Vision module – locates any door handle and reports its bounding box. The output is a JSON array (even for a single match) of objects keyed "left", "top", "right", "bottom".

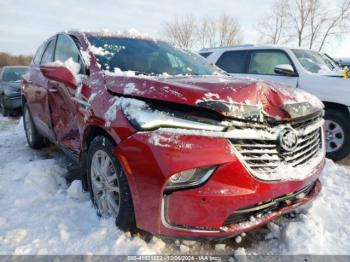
[{"left": 49, "top": 88, "right": 58, "bottom": 93}]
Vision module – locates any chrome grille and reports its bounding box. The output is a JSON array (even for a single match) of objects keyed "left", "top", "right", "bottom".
[{"left": 231, "top": 117, "right": 323, "bottom": 176}]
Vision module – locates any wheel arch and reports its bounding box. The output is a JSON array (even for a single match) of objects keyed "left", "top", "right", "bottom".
[
  {"left": 80, "top": 124, "right": 117, "bottom": 190},
  {"left": 323, "top": 101, "right": 350, "bottom": 117}
]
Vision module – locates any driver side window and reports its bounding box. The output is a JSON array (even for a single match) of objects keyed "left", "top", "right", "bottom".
[
  {"left": 54, "top": 34, "right": 85, "bottom": 74},
  {"left": 248, "top": 51, "right": 293, "bottom": 75}
]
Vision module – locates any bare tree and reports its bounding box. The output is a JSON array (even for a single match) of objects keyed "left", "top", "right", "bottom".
[
  {"left": 217, "top": 14, "right": 242, "bottom": 47},
  {"left": 288, "top": 0, "right": 315, "bottom": 47},
  {"left": 257, "top": 0, "right": 350, "bottom": 51},
  {"left": 317, "top": 0, "right": 350, "bottom": 51},
  {"left": 257, "top": 0, "right": 289, "bottom": 44},
  {"left": 308, "top": 0, "right": 326, "bottom": 49},
  {"left": 196, "top": 17, "right": 217, "bottom": 48},
  {"left": 162, "top": 14, "right": 243, "bottom": 49},
  {"left": 163, "top": 15, "right": 196, "bottom": 49}
]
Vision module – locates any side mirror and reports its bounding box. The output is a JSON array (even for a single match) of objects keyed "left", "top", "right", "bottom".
[
  {"left": 40, "top": 65, "right": 77, "bottom": 89},
  {"left": 274, "top": 64, "right": 297, "bottom": 77}
]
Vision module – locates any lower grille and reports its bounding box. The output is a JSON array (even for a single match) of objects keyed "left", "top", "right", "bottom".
[{"left": 223, "top": 182, "right": 316, "bottom": 226}]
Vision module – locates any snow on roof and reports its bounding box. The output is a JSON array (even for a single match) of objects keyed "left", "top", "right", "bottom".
[{"left": 68, "top": 28, "right": 164, "bottom": 42}]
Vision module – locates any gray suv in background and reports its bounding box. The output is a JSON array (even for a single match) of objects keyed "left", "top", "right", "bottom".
[
  {"left": 338, "top": 58, "right": 350, "bottom": 68},
  {"left": 0, "top": 66, "right": 28, "bottom": 116}
]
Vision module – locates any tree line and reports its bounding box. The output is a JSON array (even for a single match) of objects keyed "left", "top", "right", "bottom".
[
  {"left": 162, "top": 0, "right": 350, "bottom": 52},
  {"left": 1, "top": 1, "right": 349, "bottom": 61},
  {"left": 162, "top": 14, "right": 242, "bottom": 49},
  {"left": 0, "top": 52, "right": 32, "bottom": 68},
  {"left": 258, "top": 0, "right": 350, "bottom": 51}
]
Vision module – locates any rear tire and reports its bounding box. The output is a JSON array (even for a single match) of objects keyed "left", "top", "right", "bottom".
[
  {"left": 23, "top": 104, "right": 47, "bottom": 149},
  {"left": 87, "top": 136, "right": 135, "bottom": 231},
  {"left": 0, "top": 95, "right": 9, "bottom": 116},
  {"left": 324, "top": 109, "right": 350, "bottom": 161}
]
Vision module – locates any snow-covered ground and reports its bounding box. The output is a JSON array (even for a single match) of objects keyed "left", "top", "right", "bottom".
[{"left": 0, "top": 115, "right": 349, "bottom": 255}]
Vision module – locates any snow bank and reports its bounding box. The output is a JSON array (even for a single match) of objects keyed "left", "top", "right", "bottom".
[
  {"left": 0, "top": 117, "right": 349, "bottom": 255},
  {"left": 0, "top": 118, "right": 166, "bottom": 255},
  {"left": 282, "top": 160, "right": 350, "bottom": 254}
]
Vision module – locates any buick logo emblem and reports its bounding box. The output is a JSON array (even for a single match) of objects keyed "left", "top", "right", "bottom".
[{"left": 278, "top": 128, "right": 298, "bottom": 152}]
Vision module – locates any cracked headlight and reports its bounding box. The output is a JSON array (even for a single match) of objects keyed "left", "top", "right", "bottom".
[
  {"left": 122, "top": 99, "right": 228, "bottom": 131},
  {"left": 197, "top": 100, "right": 262, "bottom": 122}
]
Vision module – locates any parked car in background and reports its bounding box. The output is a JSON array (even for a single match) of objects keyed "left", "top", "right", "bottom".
[
  {"left": 201, "top": 45, "right": 350, "bottom": 161},
  {"left": 22, "top": 31, "right": 325, "bottom": 239},
  {"left": 0, "top": 66, "right": 28, "bottom": 116},
  {"left": 337, "top": 58, "right": 350, "bottom": 68}
]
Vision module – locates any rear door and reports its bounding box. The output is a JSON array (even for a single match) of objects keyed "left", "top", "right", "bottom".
[
  {"left": 25, "top": 37, "right": 57, "bottom": 141},
  {"left": 215, "top": 50, "right": 249, "bottom": 79}
]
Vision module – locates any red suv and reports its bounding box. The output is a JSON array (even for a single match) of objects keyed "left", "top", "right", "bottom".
[{"left": 22, "top": 31, "right": 325, "bottom": 239}]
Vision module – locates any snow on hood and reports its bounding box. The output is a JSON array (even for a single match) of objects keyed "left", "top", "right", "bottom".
[{"left": 105, "top": 74, "right": 323, "bottom": 122}]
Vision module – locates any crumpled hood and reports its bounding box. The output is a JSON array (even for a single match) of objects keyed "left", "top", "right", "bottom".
[{"left": 105, "top": 74, "right": 323, "bottom": 121}]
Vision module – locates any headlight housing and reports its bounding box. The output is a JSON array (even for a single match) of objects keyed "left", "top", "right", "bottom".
[
  {"left": 121, "top": 98, "right": 228, "bottom": 131},
  {"left": 197, "top": 100, "right": 262, "bottom": 122}
]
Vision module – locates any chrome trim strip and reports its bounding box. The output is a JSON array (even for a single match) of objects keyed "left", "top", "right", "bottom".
[
  {"left": 161, "top": 195, "right": 221, "bottom": 233},
  {"left": 72, "top": 97, "right": 90, "bottom": 109},
  {"left": 157, "top": 119, "right": 324, "bottom": 140}
]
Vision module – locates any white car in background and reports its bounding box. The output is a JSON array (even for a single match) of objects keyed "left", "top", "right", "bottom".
[{"left": 200, "top": 45, "right": 350, "bottom": 161}]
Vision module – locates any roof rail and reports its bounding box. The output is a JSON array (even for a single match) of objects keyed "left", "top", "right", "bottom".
[{"left": 199, "top": 44, "right": 255, "bottom": 52}]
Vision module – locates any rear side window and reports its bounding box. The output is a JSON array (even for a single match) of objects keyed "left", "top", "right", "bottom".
[
  {"left": 200, "top": 52, "right": 213, "bottom": 58},
  {"left": 40, "top": 39, "right": 56, "bottom": 65},
  {"left": 33, "top": 42, "right": 47, "bottom": 65},
  {"left": 248, "top": 51, "right": 292, "bottom": 75},
  {"left": 216, "top": 51, "right": 248, "bottom": 73}
]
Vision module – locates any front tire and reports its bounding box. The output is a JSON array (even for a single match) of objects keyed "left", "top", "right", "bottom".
[
  {"left": 23, "top": 104, "right": 47, "bottom": 149},
  {"left": 324, "top": 109, "right": 350, "bottom": 161},
  {"left": 87, "top": 136, "right": 135, "bottom": 231},
  {"left": 0, "top": 95, "right": 9, "bottom": 116}
]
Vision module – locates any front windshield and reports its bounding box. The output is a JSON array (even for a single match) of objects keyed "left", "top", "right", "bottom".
[
  {"left": 87, "top": 36, "right": 221, "bottom": 76},
  {"left": 3, "top": 67, "right": 28, "bottom": 82},
  {"left": 292, "top": 49, "right": 340, "bottom": 74}
]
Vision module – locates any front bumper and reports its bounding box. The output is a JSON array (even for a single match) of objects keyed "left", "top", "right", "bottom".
[
  {"left": 3, "top": 93, "right": 22, "bottom": 110},
  {"left": 116, "top": 131, "right": 324, "bottom": 238}
]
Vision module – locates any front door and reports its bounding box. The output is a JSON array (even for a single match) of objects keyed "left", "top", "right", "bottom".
[
  {"left": 243, "top": 50, "right": 299, "bottom": 88},
  {"left": 48, "top": 34, "right": 86, "bottom": 153}
]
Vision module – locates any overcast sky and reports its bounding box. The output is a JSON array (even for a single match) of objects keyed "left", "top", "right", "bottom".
[{"left": 0, "top": 0, "right": 349, "bottom": 57}]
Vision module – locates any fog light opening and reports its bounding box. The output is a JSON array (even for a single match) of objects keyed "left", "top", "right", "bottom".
[{"left": 164, "top": 166, "right": 217, "bottom": 192}]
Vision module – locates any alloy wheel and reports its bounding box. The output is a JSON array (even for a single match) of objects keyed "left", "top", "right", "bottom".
[
  {"left": 90, "top": 150, "right": 120, "bottom": 218},
  {"left": 325, "top": 119, "right": 345, "bottom": 153}
]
